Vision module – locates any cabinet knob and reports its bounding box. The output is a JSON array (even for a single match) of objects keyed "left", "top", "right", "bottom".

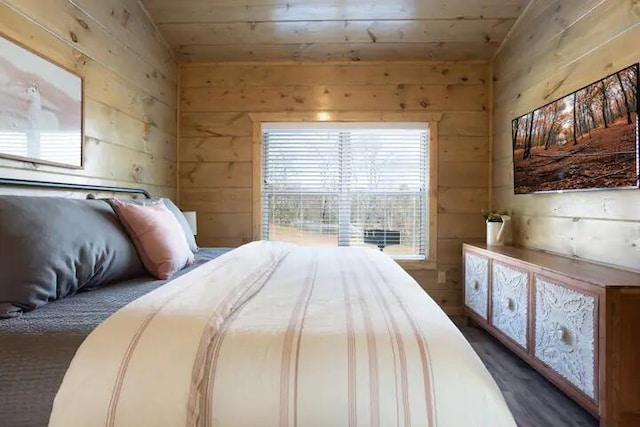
[
  {"left": 502, "top": 298, "right": 512, "bottom": 310},
  {"left": 554, "top": 328, "right": 566, "bottom": 342},
  {"left": 473, "top": 280, "right": 480, "bottom": 291}
]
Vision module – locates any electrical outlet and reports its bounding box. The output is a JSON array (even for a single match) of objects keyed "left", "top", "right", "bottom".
[{"left": 437, "top": 271, "right": 446, "bottom": 284}]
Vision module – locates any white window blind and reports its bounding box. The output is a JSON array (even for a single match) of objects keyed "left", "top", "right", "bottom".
[{"left": 261, "top": 123, "right": 429, "bottom": 260}]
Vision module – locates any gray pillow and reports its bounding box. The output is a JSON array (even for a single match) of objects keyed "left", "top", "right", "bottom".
[
  {"left": 125, "top": 198, "right": 198, "bottom": 253},
  {"left": 0, "top": 196, "right": 146, "bottom": 318}
]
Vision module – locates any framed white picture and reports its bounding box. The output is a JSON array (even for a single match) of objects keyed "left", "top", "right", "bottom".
[{"left": 0, "top": 34, "right": 83, "bottom": 169}]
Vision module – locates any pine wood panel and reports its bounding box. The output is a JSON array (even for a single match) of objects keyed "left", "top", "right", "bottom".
[
  {"left": 180, "top": 112, "right": 254, "bottom": 138},
  {"left": 143, "top": 0, "right": 525, "bottom": 62},
  {"left": 0, "top": 0, "right": 177, "bottom": 197},
  {"left": 491, "top": 0, "right": 640, "bottom": 272},
  {"left": 439, "top": 213, "right": 485, "bottom": 239},
  {"left": 180, "top": 188, "right": 253, "bottom": 213},
  {"left": 179, "top": 162, "right": 253, "bottom": 188},
  {"left": 492, "top": 157, "right": 513, "bottom": 188},
  {"left": 509, "top": 213, "right": 640, "bottom": 276},
  {"left": 179, "top": 61, "right": 490, "bottom": 314},
  {"left": 494, "top": 0, "right": 639, "bottom": 88},
  {"left": 494, "top": 23, "right": 640, "bottom": 139},
  {"left": 176, "top": 42, "right": 502, "bottom": 63},
  {"left": 510, "top": 214, "right": 578, "bottom": 256},
  {"left": 160, "top": 19, "right": 514, "bottom": 46},
  {"left": 145, "top": 0, "right": 526, "bottom": 23},
  {"left": 78, "top": 138, "right": 175, "bottom": 186},
  {"left": 439, "top": 136, "right": 489, "bottom": 162},
  {"left": 181, "top": 63, "right": 489, "bottom": 88},
  {"left": 440, "top": 111, "right": 489, "bottom": 136},
  {"left": 180, "top": 137, "right": 252, "bottom": 162},
  {"left": 439, "top": 188, "right": 489, "bottom": 214},
  {"left": 181, "top": 84, "right": 488, "bottom": 113},
  {"left": 573, "top": 219, "right": 640, "bottom": 270},
  {"left": 68, "top": 0, "right": 175, "bottom": 77},
  {"left": 198, "top": 212, "right": 253, "bottom": 239},
  {"left": 82, "top": 62, "right": 177, "bottom": 136},
  {"left": 439, "top": 161, "right": 489, "bottom": 188},
  {"left": 494, "top": 187, "right": 640, "bottom": 222},
  {"left": 494, "top": 0, "right": 604, "bottom": 71},
  {"left": 84, "top": 99, "right": 176, "bottom": 160}
]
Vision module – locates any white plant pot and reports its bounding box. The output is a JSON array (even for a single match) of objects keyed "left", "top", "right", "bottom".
[{"left": 486, "top": 221, "right": 504, "bottom": 246}]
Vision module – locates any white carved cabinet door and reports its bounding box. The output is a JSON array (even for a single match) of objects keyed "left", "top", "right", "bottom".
[
  {"left": 464, "top": 251, "right": 489, "bottom": 320},
  {"left": 491, "top": 262, "right": 529, "bottom": 349},
  {"left": 534, "top": 276, "right": 597, "bottom": 400}
]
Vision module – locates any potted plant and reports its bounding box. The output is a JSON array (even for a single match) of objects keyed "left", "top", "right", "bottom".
[{"left": 482, "top": 209, "right": 511, "bottom": 246}]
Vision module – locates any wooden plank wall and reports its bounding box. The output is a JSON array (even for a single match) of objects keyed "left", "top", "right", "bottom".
[
  {"left": 179, "top": 61, "right": 490, "bottom": 314},
  {"left": 492, "top": 0, "right": 640, "bottom": 271},
  {"left": 143, "top": 0, "right": 524, "bottom": 62},
  {"left": 0, "top": 0, "right": 177, "bottom": 197}
]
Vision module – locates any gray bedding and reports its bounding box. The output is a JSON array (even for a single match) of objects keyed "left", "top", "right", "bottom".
[{"left": 0, "top": 248, "right": 231, "bottom": 427}]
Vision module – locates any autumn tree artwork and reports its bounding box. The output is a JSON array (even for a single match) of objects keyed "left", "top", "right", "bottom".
[{"left": 512, "top": 64, "right": 639, "bottom": 194}]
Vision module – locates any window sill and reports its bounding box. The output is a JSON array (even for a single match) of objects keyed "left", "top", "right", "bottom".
[{"left": 397, "top": 260, "right": 437, "bottom": 270}]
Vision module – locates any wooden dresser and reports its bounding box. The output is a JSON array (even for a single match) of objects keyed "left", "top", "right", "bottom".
[{"left": 463, "top": 243, "right": 640, "bottom": 427}]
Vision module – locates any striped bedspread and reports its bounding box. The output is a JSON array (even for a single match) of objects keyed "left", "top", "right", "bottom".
[{"left": 49, "top": 241, "right": 515, "bottom": 427}]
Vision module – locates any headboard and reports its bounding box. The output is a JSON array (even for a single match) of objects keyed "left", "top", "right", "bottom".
[{"left": 0, "top": 178, "right": 152, "bottom": 199}]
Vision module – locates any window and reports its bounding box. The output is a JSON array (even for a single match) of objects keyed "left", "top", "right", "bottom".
[{"left": 261, "top": 122, "right": 430, "bottom": 261}]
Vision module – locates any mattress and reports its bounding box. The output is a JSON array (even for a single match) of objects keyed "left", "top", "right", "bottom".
[{"left": 0, "top": 248, "right": 230, "bottom": 427}]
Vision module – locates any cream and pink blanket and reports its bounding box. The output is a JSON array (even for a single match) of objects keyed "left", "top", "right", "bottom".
[{"left": 49, "top": 241, "right": 515, "bottom": 426}]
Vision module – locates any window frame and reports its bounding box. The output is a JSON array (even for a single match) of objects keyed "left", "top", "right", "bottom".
[{"left": 250, "top": 112, "right": 442, "bottom": 269}]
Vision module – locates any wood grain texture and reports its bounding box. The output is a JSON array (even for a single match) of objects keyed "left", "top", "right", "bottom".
[
  {"left": 0, "top": 0, "right": 177, "bottom": 197},
  {"left": 144, "top": 0, "right": 527, "bottom": 22},
  {"left": 68, "top": 0, "right": 175, "bottom": 77},
  {"left": 181, "top": 84, "right": 488, "bottom": 113},
  {"left": 438, "top": 188, "right": 489, "bottom": 214},
  {"left": 180, "top": 137, "right": 252, "bottom": 162},
  {"left": 181, "top": 62, "right": 490, "bottom": 87},
  {"left": 175, "top": 42, "right": 502, "bottom": 63},
  {"left": 180, "top": 61, "right": 490, "bottom": 314},
  {"left": 160, "top": 19, "right": 515, "bottom": 46},
  {"left": 142, "top": 0, "right": 526, "bottom": 62},
  {"left": 605, "top": 289, "right": 640, "bottom": 426},
  {"left": 491, "top": 0, "right": 640, "bottom": 272}
]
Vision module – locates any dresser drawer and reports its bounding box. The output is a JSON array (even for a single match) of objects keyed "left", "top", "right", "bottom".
[
  {"left": 491, "top": 262, "right": 529, "bottom": 349},
  {"left": 534, "top": 275, "right": 598, "bottom": 400},
  {"left": 464, "top": 251, "right": 489, "bottom": 320}
]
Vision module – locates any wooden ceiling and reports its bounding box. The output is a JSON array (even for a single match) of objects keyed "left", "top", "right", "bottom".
[{"left": 142, "top": 0, "right": 528, "bottom": 63}]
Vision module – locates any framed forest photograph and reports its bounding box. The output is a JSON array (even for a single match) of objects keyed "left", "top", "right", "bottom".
[{"left": 512, "top": 63, "right": 639, "bottom": 194}]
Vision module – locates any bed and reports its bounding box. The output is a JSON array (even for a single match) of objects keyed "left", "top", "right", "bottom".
[
  {"left": 0, "top": 248, "right": 230, "bottom": 426},
  {"left": 0, "top": 180, "right": 515, "bottom": 427}
]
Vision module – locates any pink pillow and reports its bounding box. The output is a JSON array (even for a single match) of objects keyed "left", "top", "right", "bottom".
[{"left": 107, "top": 199, "right": 194, "bottom": 279}]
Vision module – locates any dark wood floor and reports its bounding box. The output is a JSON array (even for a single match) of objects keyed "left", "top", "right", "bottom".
[{"left": 456, "top": 319, "right": 598, "bottom": 427}]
